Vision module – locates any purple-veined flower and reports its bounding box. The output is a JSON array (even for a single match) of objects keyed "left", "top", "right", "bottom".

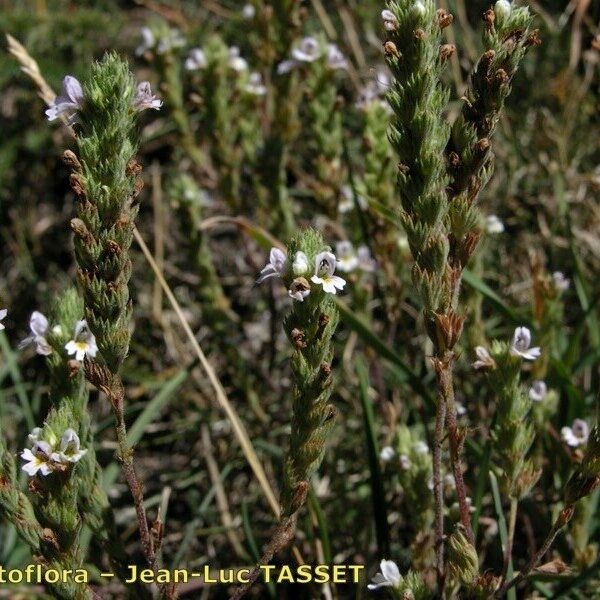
[
  {"left": 45, "top": 76, "right": 83, "bottom": 122},
  {"left": 311, "top": 252, "right": 346, "bottom": 294},
  {"left": 510, "top": 327, "right": 541, "bottom": 361}
]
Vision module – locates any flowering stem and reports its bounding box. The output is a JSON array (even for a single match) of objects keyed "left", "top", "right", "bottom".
[
  {"left": 501, "top": 496, "right": 518, "bottom": 585},
  {"left": 495, "top": 506, "right": 573, "bottom": 598},
  {"left": 433, "top": 378, "right": 447, "bottom": 591}
]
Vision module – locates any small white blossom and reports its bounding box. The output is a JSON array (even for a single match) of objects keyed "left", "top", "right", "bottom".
[
  {"left": 19, "top": 311, "right": 52, "bottom": 356},
  {"left": 27, "top": 427, "right": 43, "bottom": 446},
  {"left": 381, "top": 9, "right": 398, "bottom": 31},
  {"left": 257, "top": 248, "right": 287, "bottom": 284},
  {"left": 133, "top": 81, "right": 162, "bottom": 111},
  {"left": 357, "top": 246, "right": 377, "bottom": 273},
  {"left": 444, "top": 474, "right": 456, "bottom": 491},
  {"left": 473, "top": 346, "right": 495, "bottom": 370},
  {"left": 21, "top": 441, "right": 58, "bottom": 477},
  {"left": 485, "top": 214, "right": 505, "bottom": 234},
  {"left": 135, "top": 27, "right": 156, "bottom": 56},
  {"left": 336, "top": 242, "right": 358, "bottom": 273},
  {"left": 338, "top": 186, "right": 367, "bottom": 213},
  {"left": 561, "top": 419, "right": 589, "bottom": 447},
  {"left": 510, "top": 327, "right": 541, "bottom": 361},
  {"left": 0, "top": 308, "right": 6, "bottom": 331},
  {"left": 228, "top": 47, "right": 248, "bottom": 72},
  {"left": 242, "top": 3, "right": 255, "bottom": 19},
  {"left": 311, "top": 252, "right": 346, "bottom": 294},
  {"left": 156, "top": 29, "right": 185, "bottom": 55},
  {"left": 529, "top": 380, "right": 547, "bottom": 402},
  {"left": 65, "top": 320, "right": 98, "bottom": 362},
  {"left": 276, "top": 59, "right": 297, "bottom": 75},
  {"left": 552, "top": 271, "right": 570, "bottom": 292},
  {"left": 326, "top": 44, "right": 348, "bottom": 70},
  {"left": 45, "top": 76, "right": 83, "bottom": 122},
  {"left": 368, "top": 559, "right": 402, "bottom": 591},
  {"left": 456, "top": 402, "right": 467, "bottom": 416},
  {"left": 245, "top": 72, "right": 267, "bottom": 96},
  {"left": 495, "top": 0, "right": 512, "bottom": 19},
  {"left": 292, "top": 251, "right": 310, "bottom": 276},
  {"left": 399, "top": 454, "right": 411, "bottom": 470},
  {"left": 185, "top": 48, "right": 207, "bottom": 71},
  {"left": 58, "top": 429, "right": 87, "bottom": 464},
  {"left": 380, "top": 446, "right": 395, "bottom": 462},
  {"left": 413, "top": 441, "right": 429, "bottom": 454},
  {"left": 292, "top": 37, "right": 321, "bottom": 63},
  {"left": 412, "top": 1, "right": 427, "bottom": 17},
  {"left": 288, "top": 278, "right": 311, "bottom": 302}
]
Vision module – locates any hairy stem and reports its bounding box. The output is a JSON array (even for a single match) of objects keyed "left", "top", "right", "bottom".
[{"left": 496, "top": 506, "right": 573, "bottom": 597}]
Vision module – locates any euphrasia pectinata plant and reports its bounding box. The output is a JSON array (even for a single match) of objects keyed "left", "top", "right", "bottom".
[
  {"left": 383, "top": 0, "right": 538, "bottom": 590},
  {"left": 233, "top": 229, "right": 344, "bottom": 597},
  {"left": 45, "top": 53, "right": 167, "bottom": 587}
]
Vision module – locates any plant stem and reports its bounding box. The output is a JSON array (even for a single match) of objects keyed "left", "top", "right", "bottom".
[
  {"left": 501, "top": 497, "right": 518, "bottom": 585},
  {"left": 495, "top": 506, "right": 574, "bottom": 597},
  {"left": 433, "top": 380, "right": 447, "bottom": 592}
]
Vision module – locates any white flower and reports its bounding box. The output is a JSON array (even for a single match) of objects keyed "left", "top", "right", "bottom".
[
  {"left": 45, "top": 76, "right": 84, "bottom": 122},
  {"left": 485, "top": 214, "right": 505, "bottom": 234},
  {"left": 510, "top": 327, "right": 541, "bottom": 361},
  {"left": 21, "top": 441, "right": 57, "bottom": 477},
  {"left": 27, "top": 427, "right": 43, "bottom": 446},
  {"left": 380, "top": 446, "right": 395, "bottom": 462},
  {"left": 338, "top": 186, "right": 367, "bottom": 213},
  {"left": 65, "top": 320, "right": 98, "bottom": 362},
  {"left": 412, "top": 1, "right": 427, "bottom": 17},
  {"left": 552, "top": 271, "right": 570, "bottom": 292},
  {"left": 357, "top": 246, "right": 377, "bottom": 273},
  {"left": 257, "top": 248, "right": 287, "bottom": 284},
  {"left": 0, "top": 308, "right": 6, "bottom": 331},
  {"left": 135, "top": 27, "right": 156, "bottom": 56},
  {"left": 528, "top": 380, "right": 547, "bottom": 402},
  {"left": 368, "top": 559, "right": 401, "bottom": 591},
  {"left": 413, "top": 441, "right": 429, "bottom": 454},
  {"left": 444, "top": 474, "right": 456, "bottom": 491},
  {"left": 399, "top": 454, "right": 411, "bottom": 470},
  {"left": 229, "top": 47, "right": 248, "bottom": 72},
  {"left": 561, "top": 419, "right": 589, "bottom": 447},
  {"left": 19, "top": 311, "right": 52, "bottom": 356},
  {"left": 326, "top": 44, "right": 348, "bottom": 70},
  {"left": 133, "top": 81, "right": 162, "bottom": 111},
  {"left": 381, "top": 9, "right": 398, "bottom": 31},
  {"left": 156, "top": 29, "right": 185, "bottom": 55},
  {"left": 456, "top": 402, "right": 467, "bottom": 416},
  {"left": 473, "top": 346, "right": 495, "bottom": 370},
  {"left": 242, "top": 3, "right": 255, "bottom": 19},
  {"left": 292, "top": 37, "right": 321, "bottom": 63},
  {"left": 311, "top": 252, "right": 346, "bottom": 294},
  {"left": 276, "top": 59, "right": 297, "bottom": 75},
  {"left": 185, "top": 48, "right": 207, "bottom": 71},
  {"left": 292, "top": 251, "right": 310, "bottom": 276},
  {"left": 58, "top": 429, "right": 87, "bottom": 464},
  {"left": 288, "top": 278, "right": 311, "bottom": 302},
  {"left": 495, "top": 0, "right": 512, "bottom": 20},
  {"left": 245, "top": 72, "right": 267, "bottom": 96},
  {"left": 336, "top": 242, "right": 358, "bottom": 273}
]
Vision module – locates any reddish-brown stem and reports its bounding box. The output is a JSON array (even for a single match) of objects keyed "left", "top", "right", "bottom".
[{"left": 433, "top": 383, "right": 447, "bottom": 592}]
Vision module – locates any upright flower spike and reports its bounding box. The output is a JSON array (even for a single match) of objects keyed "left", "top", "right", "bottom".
[
  {"left": 280, "top": 230, "right": 340, "bottom": 517},
  {"left": 60, "top": 52, "right": 160, "bottom": 575},
  {"left": 384, "top": 0, "right": 475, "bottom": 571},
  {"left": 445, "top": 3, "right": 536, "bottom": 273}
]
